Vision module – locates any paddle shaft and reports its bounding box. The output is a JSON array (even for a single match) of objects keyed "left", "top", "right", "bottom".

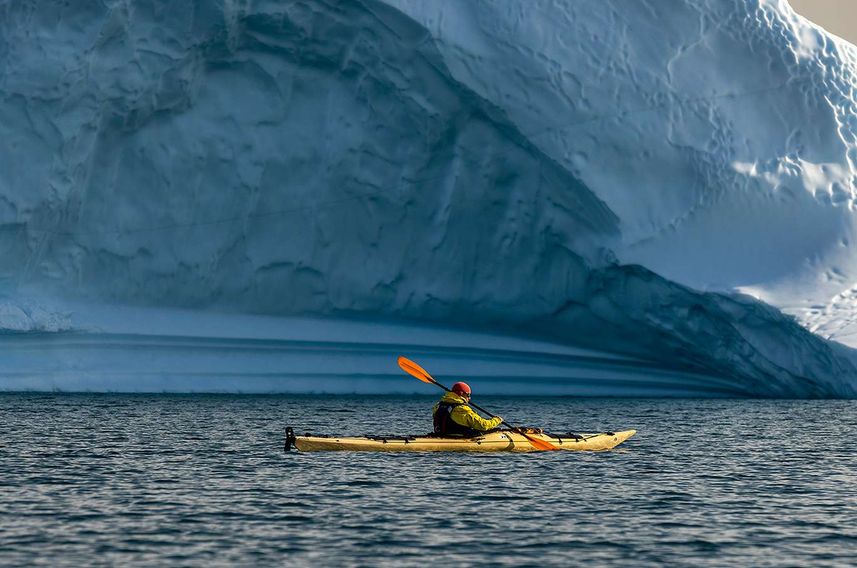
[
  {"left": 426, "top": 377, "right": 547, "bottom": 445},
  {"left": 397, "top": 356, "right": 559, "bottom": 450}
]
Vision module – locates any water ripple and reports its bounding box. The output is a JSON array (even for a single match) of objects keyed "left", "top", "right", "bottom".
[{"left": 1, "top": 395, "right": 856, "bottom": 566}]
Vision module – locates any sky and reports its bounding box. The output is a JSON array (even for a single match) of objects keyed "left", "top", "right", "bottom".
[{"left": 789, "top": 0, "right": 857, "bottom": 46}]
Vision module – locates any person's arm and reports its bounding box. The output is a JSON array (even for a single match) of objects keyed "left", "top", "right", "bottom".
[{"left": 451, "top": 405, "right": 503, "bottom": 431}]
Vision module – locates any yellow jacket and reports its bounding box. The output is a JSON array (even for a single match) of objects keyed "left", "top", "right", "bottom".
[{"left": 433, "top": 392, "right": 503, "bottom": 432}]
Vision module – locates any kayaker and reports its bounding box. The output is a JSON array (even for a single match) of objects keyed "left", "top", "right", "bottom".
[{"left": 433, "top": 381, "right": 503, "bottom": 436}]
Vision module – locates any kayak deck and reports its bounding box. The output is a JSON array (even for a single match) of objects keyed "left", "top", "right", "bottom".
[{"left": 285, "top": 428, "right": 636, "bottom": 452}]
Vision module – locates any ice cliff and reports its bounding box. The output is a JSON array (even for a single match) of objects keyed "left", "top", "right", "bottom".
[{"left": 1, "top": 0, "right": 856, "bottom": 396}]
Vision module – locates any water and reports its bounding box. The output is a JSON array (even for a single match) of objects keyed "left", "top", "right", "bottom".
[{"left": 2, "top": 394, "right": 856, "bottom": 567}]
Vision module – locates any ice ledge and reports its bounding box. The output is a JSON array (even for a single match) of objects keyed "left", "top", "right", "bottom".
[
  {"left": 0, "top": 304, "right": 743, "bottom": 396},
  {"left": 0, "top": 301, "right": 72, "bottom": 334}
]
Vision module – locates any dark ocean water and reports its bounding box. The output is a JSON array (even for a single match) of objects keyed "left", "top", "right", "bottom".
[{"left": 1, "top": 394, "right": 856, "bottom": 567}]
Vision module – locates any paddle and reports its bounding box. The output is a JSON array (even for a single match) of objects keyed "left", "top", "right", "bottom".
[{"left": 397, "top": 356, "right": 560, "bottom": 451}]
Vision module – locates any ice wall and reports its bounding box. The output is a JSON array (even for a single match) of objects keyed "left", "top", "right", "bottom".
[
  {"left": 387, "top": 0, "right": 857, "bottom": 339},
  {"left": 1, "top": 0, "right": 856, "bottom": 396}
]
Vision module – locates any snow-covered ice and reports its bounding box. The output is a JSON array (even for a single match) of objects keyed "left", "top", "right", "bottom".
[{"left": 1, "top": 0, "right": 856, "bottom": 396}]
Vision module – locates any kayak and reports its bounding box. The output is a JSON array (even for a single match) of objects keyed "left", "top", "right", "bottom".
[{"left": 285, "top": 427, "right": 636, "bottom": 452}]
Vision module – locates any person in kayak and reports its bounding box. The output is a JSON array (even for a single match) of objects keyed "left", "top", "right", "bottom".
[{"left": 433, "top": 381, "right": 503, "bottom": 436}]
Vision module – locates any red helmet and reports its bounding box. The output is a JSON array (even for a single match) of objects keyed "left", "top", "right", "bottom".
[{"left": 451, "top": 382, "right": 471, "bottom": 396}]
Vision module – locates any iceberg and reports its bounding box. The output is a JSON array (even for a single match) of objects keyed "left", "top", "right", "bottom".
[{"left": 0, "top": 0, "right": 855, "bottom": 396}]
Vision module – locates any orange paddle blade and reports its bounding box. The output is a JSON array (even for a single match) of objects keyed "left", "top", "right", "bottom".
[
  {"left": 519, "top": 432, "right": 560, "bottom": 451},
  {"left": 397, "top": 356, "right": 436, "bottom": 385}
]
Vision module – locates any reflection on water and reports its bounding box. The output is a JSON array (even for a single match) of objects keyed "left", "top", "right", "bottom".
[{"left": 1, "top": 394, "right": 856, "bottom": 566}]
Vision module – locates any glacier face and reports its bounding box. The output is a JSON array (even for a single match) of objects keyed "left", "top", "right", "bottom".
[
  {"left": 0, "top": 0, "right": 856, "bottom": 396},
  {"left": 386, "top": 0, "right": 857, "bottom": 334}
]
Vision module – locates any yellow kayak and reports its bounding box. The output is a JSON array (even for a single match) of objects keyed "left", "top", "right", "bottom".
[{"left": 285, "top": 428, "right": 636, "bottom": 452}]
